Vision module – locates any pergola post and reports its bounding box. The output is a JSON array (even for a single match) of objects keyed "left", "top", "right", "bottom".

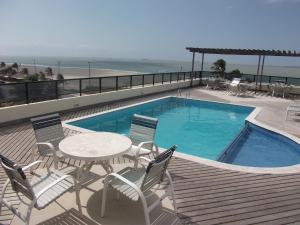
[
  {"left": 255, "top": 55, "right": 261, "bottom": 93},
  {"left": 259, "top": 55, "right": 265, "bottom": 90},
  {"left": 200, "top": 53, "right": 205, "bottom": 85},
  {"left": 191, "top": 52, "right": 195, "bottom": 72},
  {"left": 190, "top": 52, "right": 195, "bottom": 87}
]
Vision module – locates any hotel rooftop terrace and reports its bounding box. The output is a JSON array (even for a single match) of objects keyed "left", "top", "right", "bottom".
[{"left": 1, "top": 84, "right": 300, "bottom": 225}]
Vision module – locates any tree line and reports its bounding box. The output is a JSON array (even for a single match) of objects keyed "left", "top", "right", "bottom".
[{"left": 0, "top": 61, "right": 64, "bottom": 82}]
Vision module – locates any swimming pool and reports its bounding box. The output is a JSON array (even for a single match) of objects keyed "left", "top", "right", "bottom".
[
  {"left": 67, "top": 97, "right": 253, "bottom": 160},
  {"left": 219, "top": 122, "right": 300, "bottom": 167}
]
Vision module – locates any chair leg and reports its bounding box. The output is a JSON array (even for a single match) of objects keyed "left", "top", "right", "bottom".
[
  {"left": 30, "top": 150, "right": 36, "bottom": 173},
  {"left": 166, "top": 172, "right": 177, "bottom": 213},
  {"left": 73, "top": 178, "right": 82, "bottom": 213},
  {"left": 101, "top": 182, "right": 108, "bottom": 217},
  {"left": 53, "top": 156, "right": 58, "bottom": 169},
  {"left": 133, "top": 159, "right": 139, "bottom": 170},
  {"left": 140, "top": 195, "right": 151, "bottom": 225},
  {"left": 25, "top": 201, "right": 35, "bottom": 225}
]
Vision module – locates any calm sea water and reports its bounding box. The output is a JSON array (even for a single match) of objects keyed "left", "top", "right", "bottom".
[{"left": 0, "top": 55, "right": 300, "bottom": 77}]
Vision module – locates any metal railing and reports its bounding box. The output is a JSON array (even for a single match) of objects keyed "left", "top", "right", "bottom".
[
  {"left": 1, "top": 70, "right": 300, "bottom": 107},
  {"left": 0, "top": 71, "right": 201, "bottom": 107}
]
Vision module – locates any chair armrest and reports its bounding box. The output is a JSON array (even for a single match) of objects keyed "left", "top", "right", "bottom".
[
  {"left": 35, "top": 174, "right": 73, "bottom": 199},
  {"left": 104, "top": 173, "right": 143, "bottom": 196},
  {"left": 22, "top": 160, "right": 47, "bottom": 171},
  {"left": 137, "top": 156, "right": 151, "bottom": 163},
  {"left": 137, "top": 157, "right": 151, "bottom": 168},
  {"left": 36, "top": 142, "right": 55, "bottom": 151},
  {"left": 135, "top": 141, "right": 154, "bottom": 156}
]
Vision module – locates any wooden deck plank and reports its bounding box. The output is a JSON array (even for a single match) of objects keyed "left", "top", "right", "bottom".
[{"left": 1, "top": 90, "right": 300, "bottom": 225}]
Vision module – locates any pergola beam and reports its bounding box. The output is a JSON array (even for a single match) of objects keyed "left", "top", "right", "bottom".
[{"left": 186, "top": 47, "right": 300, "bottom": 57}]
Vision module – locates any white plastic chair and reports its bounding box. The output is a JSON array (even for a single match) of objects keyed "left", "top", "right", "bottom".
[
  {"left": 124, "top": 114, "right": 159, "bottom": 168},
  {"left": 30, "top": 113, "right": 66, "bottom": 169},
  {"left": 101, "top": 146, "right": 177, "bottom": 225},
  {"left": 0, "top": 155, "right": 81, "bottom": 225}
]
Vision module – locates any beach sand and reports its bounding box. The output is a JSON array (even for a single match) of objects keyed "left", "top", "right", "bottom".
[{"left": 19, "top": 65, "right": 140, "bottom": 79}]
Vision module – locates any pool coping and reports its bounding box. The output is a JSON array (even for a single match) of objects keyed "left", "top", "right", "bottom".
[{"left": 62, "top": 95, "right": 300, "bottom": 175}]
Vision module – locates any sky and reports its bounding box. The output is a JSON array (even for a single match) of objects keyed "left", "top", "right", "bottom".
[{"left": 0, "top": 0, "right": 300, "bottom": 65}]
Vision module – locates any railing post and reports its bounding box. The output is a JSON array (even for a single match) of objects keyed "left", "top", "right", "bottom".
[
  {"left": 25, "top": 82, "right": 29, "bottom": 104},
  {"left": 170, "top": 73, "right": 172, "bottom": 83},
  {"left": 183, "top": 72, "right": 186, "bottom": 81},
  {"left": 142, "top": 75, "right": 145, "bottom": 87},
  {"left": 130, "top": 75, "right": 132, "bottom": 88},
  {"left": 177, "top": 72, "right": 180, "bottom": 82},
  {"left": 55, "top": 80, "right": 58, "bottom": 99},
  {"left": 116, "top": 76, "right": 119, "bottom": 90},
  {"left": 153, "top": 74, "right": 155, "bottom": 86},
  {"left": 99, "top": 77, "right": 102, "bottom": 93},
  {"left": 269, "top": 76, "right": 271, "bottom": 84},
  {"left": 162, "top": 74, "right": 164, "bottom": 84},
  {"left": 285, "top": 77, "right": 288, "bottom": 84},
  {"left": 79, "top": 79, "right": 82, "bottom": 96}
]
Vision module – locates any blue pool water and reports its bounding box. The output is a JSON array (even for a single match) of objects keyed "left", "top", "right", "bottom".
[
  {"left": 68, "top": 97, "right": 253, "bottom": 160},
  {"left": 219, "top": 123, "right": 300, "bottom": 167}
]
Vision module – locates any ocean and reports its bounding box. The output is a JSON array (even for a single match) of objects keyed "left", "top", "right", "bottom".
[{"left": 0, "top": 56, "right": 299, "bottom": 78}]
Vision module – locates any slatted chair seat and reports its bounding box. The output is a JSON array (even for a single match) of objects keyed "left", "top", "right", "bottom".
[
  {"left": 31, "top": 113, "right": 66, "bottom": 169},
  {"left": 109, "top": 167, "right": 147, "bottom": 201},
  {"left": 30, "top": 170, "right": 74, "bottom": 209},
  {"left": 0, "top": 155, "right": 81, "bottom": 225},
  {"left": 124, "top": 114, "right": 159, "bottom": 168},
  {"left": 101, "top": 146, "right": 177, "bottom": 225}
]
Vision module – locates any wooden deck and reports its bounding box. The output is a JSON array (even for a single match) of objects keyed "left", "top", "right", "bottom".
[{"left": 1, "top": 90, "right": 300, "bottom": 225}]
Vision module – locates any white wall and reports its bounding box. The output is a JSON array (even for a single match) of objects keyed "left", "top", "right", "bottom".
[{"left": 0, "top": 80, "right": 198, "bottom": 124}]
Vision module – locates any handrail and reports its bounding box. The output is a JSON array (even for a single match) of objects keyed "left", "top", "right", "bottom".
[
  {"left": 0, "top": 71, "right": 200, "bottom": 107},
  {"left": 0, "top": 70, "right": 300, "bottom": 107}
]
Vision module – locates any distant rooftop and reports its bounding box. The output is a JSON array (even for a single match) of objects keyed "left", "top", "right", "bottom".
[{"left": 186, "top": 47, "right": 300, "bottom": 57}]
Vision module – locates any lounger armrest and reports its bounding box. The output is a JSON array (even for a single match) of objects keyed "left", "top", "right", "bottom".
[{"left": 35, "top": 174, "right": 73, "bottom": 199}]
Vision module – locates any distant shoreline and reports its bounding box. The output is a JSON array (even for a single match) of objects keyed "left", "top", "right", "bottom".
[{"left": 18, "top": 64, "right": 140, "bottom": 79}]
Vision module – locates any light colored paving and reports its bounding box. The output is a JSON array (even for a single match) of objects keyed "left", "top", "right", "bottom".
[{"left": 190, "top": 88, "right": 300, "bottom": 138}]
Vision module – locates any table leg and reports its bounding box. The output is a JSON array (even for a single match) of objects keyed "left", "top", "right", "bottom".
[
  {"left": 98, "top": 160, "right": 113, "bottom": 174},
  {"left": 76, "top": 161, "right": 95, "bottom": 182}
]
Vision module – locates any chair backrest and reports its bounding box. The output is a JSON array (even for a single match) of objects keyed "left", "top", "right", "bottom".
[
  {"left": 129, "top": 114, "right": 158, "bottom": 150},
  {"left": 0, "top": 155, "right": 34, "bottom": 200},
  {"left": 231, "top": 78, "right": 241, "bottom": 85},
  {"left": 31, "top": 113, "right": 64, "bottom": 155},
  {"left": 141, "top": 145, "right": 177, "bottom": 192}
]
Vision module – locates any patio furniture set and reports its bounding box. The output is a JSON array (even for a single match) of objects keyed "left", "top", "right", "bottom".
[
  {"left": 206, "top": 76, "right": 296, "bottom": 98},
  {"left": 0, "top": 113, "right": 177, "bottom": 225}
]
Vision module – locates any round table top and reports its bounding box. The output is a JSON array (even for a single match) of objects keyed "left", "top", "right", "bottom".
[{"left": 59, "top": 132, "right": 132, "bottom": 161}]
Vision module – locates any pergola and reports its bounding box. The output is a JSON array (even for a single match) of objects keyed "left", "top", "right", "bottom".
[{"left": 186, "top": 47, "right": 300, "bottom": 90}]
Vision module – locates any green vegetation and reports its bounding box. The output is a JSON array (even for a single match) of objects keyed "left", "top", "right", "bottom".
[
  {"left": 21, "top": 67, "right": 29, "bottom": 75},
  {"left": 57, "top": 73, "right": 64, "bottom": 80},
  {"left": 211, "top": 59, "right": 226, "bottom": 78},
  {"left": 26, "top": 74, "right": 39, "bottom": 81},
  {"left": 45, "top": 67, "right": 53, "bottom": 79},
  {"left": 227, "top": 69, "right": 242, "bottom": 79},
  {"left": 0, "top": 61, "right": 63, "bottom": 83}
]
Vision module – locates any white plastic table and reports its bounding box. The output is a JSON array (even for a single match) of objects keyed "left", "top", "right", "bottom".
[{"left": 59, "top": 132, "right": 132, "bottom": 177}]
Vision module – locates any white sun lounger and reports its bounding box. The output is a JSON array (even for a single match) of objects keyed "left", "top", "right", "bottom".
[{"left": 286, "top": 100, "right": 300, "bottom": 120}]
